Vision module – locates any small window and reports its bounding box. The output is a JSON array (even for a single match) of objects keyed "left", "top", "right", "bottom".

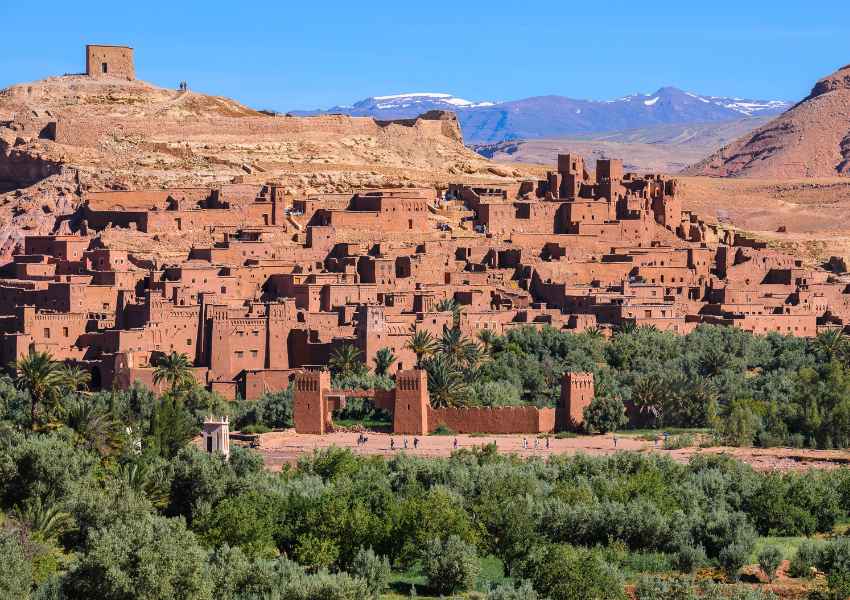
[
  {"left": 63, "top": 327, "right": 69, "bottom": 337},
  {"left": 235, "top": 351, "right": 244, "bottom": 358},
  {"left": 101, "top": 62, "right": 108, "bottom": 74},
  {"left": 44, "top": 328, "right": 50, "bottom": 339}
]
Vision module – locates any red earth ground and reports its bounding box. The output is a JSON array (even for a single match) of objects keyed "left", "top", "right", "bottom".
[{"left": 248, "top": 430, "right": 850, "bottom": 472}]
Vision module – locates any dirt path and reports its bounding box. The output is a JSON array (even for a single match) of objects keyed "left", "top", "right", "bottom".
[{"left": 251, "top": 430, "right": 850, "bottom": 472}]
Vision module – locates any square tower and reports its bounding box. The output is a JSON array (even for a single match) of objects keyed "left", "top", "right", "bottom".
[
  {"left": 293, "top": 370, "right": 331, "bottom": 434},
  {"left": 86, "top": 45, "right": 135, "bottom": 80},
  {"left": 557, "top": 372, "right": 595, "bottom": 431},
  {"left": 557, "top": 153, "right": 584, "bottom": 175},
  {"left": 596, "top": 159, "right": 623, "bottom": 183},
  {"left": 393, "top": 369, "right": 429, "bottom": 435}
]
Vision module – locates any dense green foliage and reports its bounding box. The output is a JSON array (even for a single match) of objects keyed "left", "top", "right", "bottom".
[
  {"left": 409, "top": 323, "right": 850, "bottom": 446},
  {"left": 221, "top": 324, "right": 850, "bottom": 447},
  {"left": 5, "top": 411, "right": 850, "bottom": 598},
  {"left": 9, "top": 324, "right": 850, "bottom": 596}
]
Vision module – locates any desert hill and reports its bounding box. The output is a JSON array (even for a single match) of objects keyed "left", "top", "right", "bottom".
[
  {"left": 0, "top": 75, "right": 524, "bottom": 257},
  {"left": 685, "top": 64, "right": 850, "bottom": 178}
]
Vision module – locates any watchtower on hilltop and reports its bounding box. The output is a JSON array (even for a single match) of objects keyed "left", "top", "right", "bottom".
[{"left": 86, "top": 44, "right": 135, "bottom": 80}]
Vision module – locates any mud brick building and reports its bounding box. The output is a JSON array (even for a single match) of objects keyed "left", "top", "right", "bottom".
[
  {"left": 1, "top": 151, "right": 847, "bottom": 432},
  {"left": 86, "top": 45, "right": 135, "bottom": 80}
]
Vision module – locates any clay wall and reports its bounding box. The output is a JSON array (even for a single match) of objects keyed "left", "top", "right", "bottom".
[
  {"left": 54, "top": 113, "right": 455, "bottom": 149},
  {"left": 428, "top": 406, "right": 555, "bottom": 434},
  {"left": 240, "top": 369, "right": 298, "bottom": 401}
]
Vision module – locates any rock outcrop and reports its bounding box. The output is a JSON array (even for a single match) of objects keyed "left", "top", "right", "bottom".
[{"left": 684, "top": 64, "right": 850, "bottom": 178}]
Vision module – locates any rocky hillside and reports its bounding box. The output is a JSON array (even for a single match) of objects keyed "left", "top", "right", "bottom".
[
  {"left": 0, "top": 76, "right": 524, "bottom": 258},
  {"left": 295, "top": 88, "right": 790, "bottom": 143},
  {"left": 684, "top": 64, "right": 850, "bottom": 178}
]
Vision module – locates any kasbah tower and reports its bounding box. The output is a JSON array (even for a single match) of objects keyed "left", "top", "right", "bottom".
[{"left": 85, "top": 44, "right": 135, "bottom": 80}]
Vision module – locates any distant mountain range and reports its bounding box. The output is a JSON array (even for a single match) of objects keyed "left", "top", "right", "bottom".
[
  {"left": 473, "top": 117, "right": 775, "bottom": 174},
  {"left": 289, "top": 87, "right": 791, "bottom": 143}
]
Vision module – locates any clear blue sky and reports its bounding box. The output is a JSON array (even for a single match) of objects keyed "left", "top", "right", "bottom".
[{"left": 1, "top": 0, "right": 847, "bottom": 111}]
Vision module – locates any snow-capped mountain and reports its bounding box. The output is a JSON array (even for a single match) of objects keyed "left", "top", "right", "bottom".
[
  {"left": 306, "top": 92, "right": 496, "bottom": 119},
  {"left": 289, "top": 87, "right": 791, "bottom": 143}
]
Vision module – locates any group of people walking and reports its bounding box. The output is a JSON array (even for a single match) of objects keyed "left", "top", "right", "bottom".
[{"left": 351, "top": 434, "right": 560, "bottom": 452}]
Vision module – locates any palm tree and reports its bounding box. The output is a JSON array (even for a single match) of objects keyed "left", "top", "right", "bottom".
[
  {"left": 476, "top": 329, "right": 497, "bottom": 355},
  {"left": 153, "top": 351, "right": 195, "bottom": 397},
  {"left": 616, "top": 321, "right": 638, "bottom": 335},
  {"left": 406, "top": 329, "right": 437, "bottom": 368},
  {"left": 121, "top": 461, "right": 169, "bottom": 509},
  {"left": 63, "top": 397, "right": 122, "bottom": 456},
  {"left": 698, "top": 346, "right": 731, "bottom": 378},
  {"left": 631, "top": 375, "right": 664, "bottom": 426},
  {"left": 328, "top": 344, "right": 364, "bottom": 377},
  {"left": 438, "top": 326, "right": 480, "bottom": 369},
  {"left": 11, "top": 350, "right": 64, "bottom": 430},
  {"left": 582, "top": 327, "right": 605, "bottom": 341},
  {"left": 436, "top": 298, "right": 458, "bottom": 313},
  {"left": 436, "top": 297, "right": 462, "bottom": 327},
  {"left": 59, "top": 364, "right": 91, "bottom": 395},
  {"left": 815, "top": 329, "right": 846, "bottom": 362},
  {"left": 12, "top": 496, "right": 73, "bottom": 543},
  {"left": 423, "top": 356, "right": 468, "bottom": 408},
  {"left": 373, "top": 347, "right": 397, "bottom": 376}
]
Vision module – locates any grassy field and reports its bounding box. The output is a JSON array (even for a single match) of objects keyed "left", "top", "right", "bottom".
[{"left": 379, "top": 555, "right": 509, "bottom": 598}]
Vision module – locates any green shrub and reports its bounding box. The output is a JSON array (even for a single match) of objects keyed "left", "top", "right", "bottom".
[
  {"left": 486, "top": 580, "right": 540, "bottom": 599},
  {"left": 583, "top": 396, "right": 628, "bottom": 434},
  {"left": 673, "top": 544, "right": 707, "bottom": 574},
  {"left": 241, "top": 423, "right": 270, "bottom": 434},
  {"left": 432, "top": 424, "right": 456, "bottom": 436},
  {"left": 758, "top": 545, "right": 783, "bottom": 581},
  {"left": 788, "top": 433, "right": 806, "bottom": 449},
  {"left": 555, "top": 431, "right": 577, "bottom": 439},
  {"left": 635, "top": 575, "right": 696, "bottom": 600},
  {"left": 789, "top": 539, "right": 824, "bottom": 577},
  {"left": 816, "top": 537, "right": 850, "bottom": 577},
  {"left": 663, "top": 433, "right": 695, "bottom": 450},
  {"left": 62, "top": 513, "right": 212, "bottom": 600},
  {"left": 718, "top": 542, "right": 750, "bottom": 580},
  {"left": 0, "top": 529, "right": 32, "bottom": 600},
  {"left": 294, "top": 534, "right": 340, "bottom": 571},
  {"left": 350, "top": 547, "right": 390, "bottom": 599},
  {"left": 519, "top": 543, "right": 626, "bottom": 600},
  {"left": 421, "top": 535, "right": 479, "bottom": 595}
]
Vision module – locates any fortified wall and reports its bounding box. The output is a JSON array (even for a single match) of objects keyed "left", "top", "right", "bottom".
[{"left": 291, "top": 369, "right": 594, "bottom": 435}]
